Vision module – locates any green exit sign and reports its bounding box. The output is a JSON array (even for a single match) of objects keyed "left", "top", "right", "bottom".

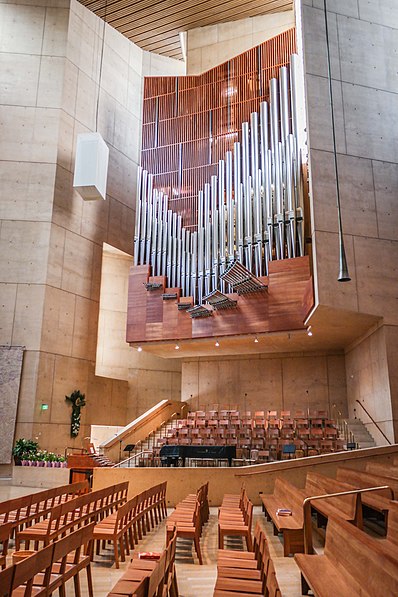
[{"left": 41, "top": 403, "right": 49, "bottom": 411}]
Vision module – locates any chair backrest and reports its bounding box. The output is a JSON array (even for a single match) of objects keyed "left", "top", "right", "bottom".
[
  {"left": 132, "top": 577, "right": 149, "bottom": 597},
  {"left": 12, "top": 543, "right": 54, "bottom": 594},
  {"left": 0, "top": 564, "right": 14, "bottom": 597},
  {"left": 147, "top": 550, "right": 167, "bottom": 597},
  {"left": 52, "top": 522, "right": 95, "bottom": 573},
  {"left": 0, "top": 521, "right": 13, "bottom": 556}
]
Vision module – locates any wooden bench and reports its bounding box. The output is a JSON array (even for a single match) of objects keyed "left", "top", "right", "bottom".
[
  {"left": 260, "top": 478, "right": 306, "bottom": 556},
  {"left": 336, "top": 467, "right": 395, "bottom": 517},
  {"left": 295, "top": 516, "right": 398, "bottom": 596},
  {"left": 304, "top": 472, "right": 362, "bottom": 528},
  {"left": 366, "top": 461, "right": 398, "bottom": 480},
  {"left": 381, "top": 500, "right": 398, "bottom": 549}
]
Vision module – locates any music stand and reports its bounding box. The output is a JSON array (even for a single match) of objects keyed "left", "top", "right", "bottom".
[{"left": 124, "top": 444, "right": 135, "bottom": 467}]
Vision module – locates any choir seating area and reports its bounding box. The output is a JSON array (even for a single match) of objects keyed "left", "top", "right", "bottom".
[{"left": 155, "top": 409, "right": 343, "bottom": 466}]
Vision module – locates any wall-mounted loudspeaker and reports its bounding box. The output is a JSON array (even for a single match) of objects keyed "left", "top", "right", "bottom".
[{"left": 73, "top": 132, "right": 109, "bottom": 200}]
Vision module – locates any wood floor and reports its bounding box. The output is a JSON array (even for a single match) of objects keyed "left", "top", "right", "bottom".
[{"left": 0, "top": 486, "right": 305, "bottom": 596}]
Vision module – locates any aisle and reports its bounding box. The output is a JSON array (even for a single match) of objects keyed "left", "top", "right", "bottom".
[{"left": 83, "top": 506, "right": 303, "bottom": 597}]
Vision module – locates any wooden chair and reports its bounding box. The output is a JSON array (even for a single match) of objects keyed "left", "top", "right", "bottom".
[
  {"left": 43, "top": 523, "right": 95, "bottom": 597},
  {"left": 93, "top": 499, "right": 132, "bottom": 568},
  {"left": 218, "top": 500, "right": 253, "bottom": 551},
  {"left": 0, "top": 565, "right": 14, "bottom": 597},
  {"left": 11, "top": 543, "right": 55, "bottom": 597},
  {"left": 108, "top": 550, "right": 167, "bottom": 597},
  {"left": 265, "top": 560, "right": 281, "bottom": 597},
  {"left": 166, "top": 500, "right": 203, "bottom": 564},
  {"left": 0, "top": 522, "right": 12, "bottom": 569}
]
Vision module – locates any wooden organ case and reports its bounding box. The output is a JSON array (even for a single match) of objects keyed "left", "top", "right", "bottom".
[{"left": 126, "top": 28, "right": 314, "bottom": 347}]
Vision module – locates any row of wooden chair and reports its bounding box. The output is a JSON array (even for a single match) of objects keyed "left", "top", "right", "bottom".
[
  {"left": 0, "top": 523, "right": 94, "bottom": 597},
  {"left": 214, "top": 522, "right": 281, "bottom": 597},
  {"left": 107, "top": 528, "right": 178, "bottom": 597},
  {"left": 15, "top": 482, "right": 129, "bottom": 551},
  {"left": 165, "top": 483, "right": 209, "bottom": 565},
  {"left": 0, "top": 481, "right": 89, "bottom": 538},
  {"left": 218, "top": 487, "right": 253, "bottom": 551},
  {"left": 93, "top": 482, "right": 167, "bottom": 569},
  {"left": 185, "top": 409, "right": 330, "bottom": 421}
]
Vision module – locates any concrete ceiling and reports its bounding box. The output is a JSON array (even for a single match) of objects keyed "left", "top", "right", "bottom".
[{"left": 79, "top": 0, "right": 293, "bottom": 59}]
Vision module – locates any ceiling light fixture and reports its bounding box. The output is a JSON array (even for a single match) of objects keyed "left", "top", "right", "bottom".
[
  {"left": 254, "top": 336, "right": 259, "bottom": 343},
  {"left": 137, "top": 346, "right": 142, "bottom": 352},
  {"left": 175, "top": 344, "right": 180, "bottom": 350},
  {"left": 215, "top": 340, "right": 220, "bottom": 347}
]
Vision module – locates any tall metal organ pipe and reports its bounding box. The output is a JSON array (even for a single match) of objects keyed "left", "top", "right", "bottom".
[{"left": 134, "top": 54, "right": 306, "bottom": 305}]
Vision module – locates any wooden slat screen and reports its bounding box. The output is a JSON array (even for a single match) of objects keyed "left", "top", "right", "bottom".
[{"left": 141, "top": 28, "right": 296, "bottom": 229}]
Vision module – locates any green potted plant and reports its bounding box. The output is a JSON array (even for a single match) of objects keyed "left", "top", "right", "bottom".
[{"left": 12, "top": 438, "right": 39, "bottom": 466}]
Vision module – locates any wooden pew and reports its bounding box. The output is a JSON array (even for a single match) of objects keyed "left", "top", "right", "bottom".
[
  {"left": 295, "top": 516, "right": 398, "bottom": 597},
  {"left": 304, "top": 472, "right": 362, "bottom": 528},
  {"left": 260, "top": 478, "right": 306, "bottom": 556},
  {"left": 381, "top": 500, "right": 398, "bottom": 548},
  {"left": 366, "top": 462, "right": 398, "bottom": 480},
  {"left": 336, "top": 467, "right": 395, "bottom": 516}
]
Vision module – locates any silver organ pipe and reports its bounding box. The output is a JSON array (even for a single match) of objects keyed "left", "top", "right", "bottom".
[
  {"left": 134, "top": 54, "right": 307, "bottom": 305},
  {"left": 218, "top": 160, "right": 226, "bottom": 292},
  {"left": 211, "top": 175, "right": 219, "bottom": 292},
  {"left": 226, "top": 151, "right": 234, "bottom": 266},
  {"left": 134, "top": 166, "right": 142, "bottom": 266}
]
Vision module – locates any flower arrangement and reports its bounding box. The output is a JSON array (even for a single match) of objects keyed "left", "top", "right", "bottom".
[
  {"left": 65, "top": 390, "right": 86, "bottom": 437},
  {"left": 12, "top": 438, "right": 39, "bottom": 466},
  {"left": 21, "top": 450, "right": 66, "bottom": 467}
]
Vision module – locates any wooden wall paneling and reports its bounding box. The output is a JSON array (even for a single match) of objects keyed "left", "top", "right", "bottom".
[{"left": 141, "top": 29, "right": 296, "bottom": 229}]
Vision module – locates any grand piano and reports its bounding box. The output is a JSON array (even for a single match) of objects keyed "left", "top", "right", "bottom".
[{"left": 160, "top": 444, "right": 236, "bottom": 467}]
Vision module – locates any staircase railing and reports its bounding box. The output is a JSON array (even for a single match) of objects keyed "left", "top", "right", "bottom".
[
  {"left": 112, "top": 450, "right": 154, "bottom": 468},
  {"left": 334, "top": 408, "right": 356, "bottom": 447},
  {"left": 355, "top": 400, "right": 391, "bottom": 445}
]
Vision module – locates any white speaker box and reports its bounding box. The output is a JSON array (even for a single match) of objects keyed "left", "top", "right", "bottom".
[{"left": 73, "top": 132, "right": 109, "bottom": 200}]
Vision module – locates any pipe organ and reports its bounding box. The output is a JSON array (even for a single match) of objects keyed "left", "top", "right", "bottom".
[{"left": 127, "top": 29, "right": 314, "bottom": 348}]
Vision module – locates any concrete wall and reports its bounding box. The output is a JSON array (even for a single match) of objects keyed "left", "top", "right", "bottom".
[
  {"left": 300, "top": 0, "right": 398, "bottom": 440},
  {"left": 346, "top": 324, "right": 398, "bottom": 444},
  {"left": 301, "top": 0, "right": 398, "bottom": 324},
  {"left": 186, "top": 11, "right": 295, "bottom": 74},
  {"left": 181, "top": 352, "right": 347, "bottom": 416},
  {"left": 0, "top": 0, "right": 183, "bottom": 455},
  {"left": 96, "top": 244, "right": 182, "bottom": 417}
]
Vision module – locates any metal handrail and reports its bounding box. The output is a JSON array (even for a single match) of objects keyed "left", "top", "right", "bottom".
[
  {"left": 112, "top": 449, "right": 154, "bottom": 468},
  {"left": 355, "top": 400, "right": 391, "bottom": 445},
  {"left": 303, "top": 485, "right": 389, "bottom": 553}
]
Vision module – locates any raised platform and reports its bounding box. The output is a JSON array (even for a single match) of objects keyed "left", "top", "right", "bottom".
[
  {"left": 126, "top": 256, "right": 313, "bottom": 347},
  {"left": 93, "top": 444, "right": 398, "bottom": 507}
]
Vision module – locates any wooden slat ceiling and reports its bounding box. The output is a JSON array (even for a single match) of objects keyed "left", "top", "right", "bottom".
[{"left": 79, "top": 0, "right": 293, "bottom": 59}]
